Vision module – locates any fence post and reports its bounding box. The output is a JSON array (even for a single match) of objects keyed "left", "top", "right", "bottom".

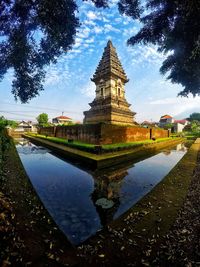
[{"left": 150, "top": 128, "right": 152, "bottom": 139}]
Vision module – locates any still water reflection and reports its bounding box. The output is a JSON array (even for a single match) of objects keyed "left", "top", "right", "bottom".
[{"left": 16, "top": 139, "right": 187, "bottom": 245}]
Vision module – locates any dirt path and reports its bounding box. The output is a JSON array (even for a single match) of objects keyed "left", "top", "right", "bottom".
[{"left": 148, "top": 153, "right": 200, "bottom": 266}]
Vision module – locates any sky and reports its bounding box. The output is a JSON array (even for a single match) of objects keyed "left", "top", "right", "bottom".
[{"left": 0, "top": 0, "right": 200, "bottom": 123}]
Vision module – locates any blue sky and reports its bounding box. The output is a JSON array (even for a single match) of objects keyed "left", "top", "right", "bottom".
[{"left": 0, "top": 0, "right": 200, "bottom": 123}]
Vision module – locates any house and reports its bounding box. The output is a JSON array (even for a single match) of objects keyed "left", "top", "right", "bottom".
[
  {"left": 14, "top": 121, "right": 33, "bottom": 132},
  {"left": 52, "top": 116, "right": 72, "bottom": 125},
  {"left": 159, "top": 115, "right": 190, "bottom": 132},
  {"left": 159, "top": 115, "right": 174, "bottom": 127},
  {"left": 174, "top": 119, "right": 189, "bottom": 126},
  {"left": 172, "top": 119, "right": 189, "bottom": 133}
]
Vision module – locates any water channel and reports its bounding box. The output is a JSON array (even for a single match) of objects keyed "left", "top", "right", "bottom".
[{"left": 16, "top": 139, "right": 187, "bottom": 245}]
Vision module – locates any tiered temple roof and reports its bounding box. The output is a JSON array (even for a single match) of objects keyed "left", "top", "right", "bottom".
[
  {"left": 91, "top": 40, "right": 129, "bottom": 83},
  {"left": 83, "top": 40, "right": 136, "bottom": 125}
]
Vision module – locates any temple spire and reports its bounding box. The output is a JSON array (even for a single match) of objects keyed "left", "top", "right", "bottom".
[
  {"left": 84, "top": 40, "right": 136, "bottom": 125},
  {"left": 91, "top": 40, "right": 128, "bottom": 83}
]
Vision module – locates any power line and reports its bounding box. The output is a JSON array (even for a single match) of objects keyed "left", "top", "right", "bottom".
[
  {"left": 0, "top": 110, "right": 62, "bottom": 113},
  {"left": 0, "top": 101, "right": 82, "bottom": 115},
  {"left": 0, "top": 111, "right": 37, "bottom": 118}
]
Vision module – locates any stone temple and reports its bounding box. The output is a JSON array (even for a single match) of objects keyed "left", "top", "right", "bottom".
[{"left": 83, "top": 40, "right": 136, "bottom": 125}]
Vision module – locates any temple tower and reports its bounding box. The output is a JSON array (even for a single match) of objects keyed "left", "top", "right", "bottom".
[{"left": 83, "top": 40, "right": 136, "bottom": 125}]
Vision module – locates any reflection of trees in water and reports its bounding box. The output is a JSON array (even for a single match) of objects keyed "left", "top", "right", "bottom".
[{"left": 91, "top": 169, "right": 129, "bottom": 227}]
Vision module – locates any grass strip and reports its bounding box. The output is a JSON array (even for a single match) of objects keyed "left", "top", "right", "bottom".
[{"left": 27, "top": 133, "right": 174, "bottom": 154}]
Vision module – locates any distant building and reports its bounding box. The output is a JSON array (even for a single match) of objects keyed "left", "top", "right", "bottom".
[
  {"left": 159, "top": 115, "right": 189, "bottom": 133},
  {"left": 174, "top": 119, "right": 189, "bottom": 126},
  {"left": 159, "top": 115, "right": 174, "bottom": 127},
  {"left": 172, "top": 119, "right": 189, "bottom": 133},
  {"left": 52, "top": 116, "right": 72, "bottom": 125},
  {"left": 141, "top": 121, "right": 158, "bottom": 128},
  {"left": 14, "top": 121, "right": 32, "bottom": 132}
]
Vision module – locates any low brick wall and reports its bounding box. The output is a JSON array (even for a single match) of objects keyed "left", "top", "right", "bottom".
[
  {"left": 55, "top": 124, "right": 101, "bottom": 144},
  {"left": 39, "top": 124, "right": 169, "bottom": 145},
  {"left": 39, "top": 124, "right": 101, "bottom": 144},
  {"left": 151, "top": 128, "right": 168, "bottom": 139},
  {"left": 100, "top": 124, "right": 150, "bottom": 143}
]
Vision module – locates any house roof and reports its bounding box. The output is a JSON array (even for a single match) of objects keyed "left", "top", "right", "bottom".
[
  {"left": 18, "top": 120, "right": 32, "bottom": 126},
  {"left": 174, "top": 119, "right": 188, "bottom": 124},
  {"left": 55, "top": 116, "right": 71, "bottom": 120},
  {"left": 142, "top": 121, "right": 152, "bottom": 124},
  {"left": 160, "top": 115, "right": 173, "bottom": 119}
]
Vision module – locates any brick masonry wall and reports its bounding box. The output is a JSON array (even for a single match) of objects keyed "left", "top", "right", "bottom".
[
  {"left": 152, "top": 128, "right": 169, "bottom": 139},
  {"left": 39, "top": 124, "right": 169, "bottom": 144},
  {"left": 40, "top": 124, "right": 101, "bottom": 144},
  {"left": 100, "top": 124, "right": 150, "bottom": 144},
  {"left": 39, "top": 127, "right": 56, "bottom": 137}
]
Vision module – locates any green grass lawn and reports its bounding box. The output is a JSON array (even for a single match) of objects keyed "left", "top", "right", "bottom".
[{"left": 26, "top": 133, "right": 176, "bottom": 154}]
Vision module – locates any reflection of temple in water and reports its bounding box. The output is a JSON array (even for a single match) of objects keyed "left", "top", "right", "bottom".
[{"left": 91, "top": 167, "right": 130, "bottom": 227}]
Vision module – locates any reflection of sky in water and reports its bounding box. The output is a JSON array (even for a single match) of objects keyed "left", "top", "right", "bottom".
[
  {"left": 114, "top": 150, "right": 185, "bottom": 218},
  {"left": 16, "top": 141, "right": 187, "bottom": 245}
]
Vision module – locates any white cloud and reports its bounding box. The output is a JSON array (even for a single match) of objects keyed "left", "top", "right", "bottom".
[
  {"left": 81, "top": 82, "right": 95, "bottom": 98},
  {"left": 93, "top": 26, "right": 103, "bottom": 34},
  {"left": 85, "top": 20, "right": 96, "bottom": 26},
  {"left": 122, "top": 26, "right": 140, "bottom": 37},
  {"left": 77, "top": 27, "right": 90, "bottom": 39},
  {"left": 150, "top": 95, "right": 200, "bottom": 117},
  {"left": 44, "top": 61, "right": 71, "bottom": 86},
  {"left": 85, "top": 37, "right": 95, "bottom": 43},
  {"left": 86, "top": 11, "right": 98, "bottom": 20},
  {"left": 128, "top": 44, "right": 166, "bottom": 66},
  {"left": 104, "top": 24, "right": 120, "bottom": 33}
]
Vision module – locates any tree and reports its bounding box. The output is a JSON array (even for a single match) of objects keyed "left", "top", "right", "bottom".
[
  {"left": 36, "top": 113, "right": 48, "bottom": 126},
  {"left": 1, "top": 0, "right": 200, "bottom": 102},
  {"left": 164, "top": 123, "right": 173, "bottom": 130},
  {"left": 0, "top": 116, "right": 17, "bottom": 129},
  {"left": 191, "top": 120, "right": 200, "bottom": 133},
  {"left": 0, "top": 0, "right": 108, "bottom": 103},
  {"left": 117, "top": 0, "right": 200, "bottom": 97},
  {"left": 188, "top": 113, "right": 200, "bottom": 122}
]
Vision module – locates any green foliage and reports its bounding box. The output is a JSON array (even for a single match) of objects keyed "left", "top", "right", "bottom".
[
  {"left": 188, "top": 113, "right": 200, "bottom": 122},
  {"left": 1, "top": 0, "right": 199, "bottom": 101},
  {"left": 118, "top": 0, "right": 200, "bottom": 97},
  {"left": 0, "top": 116, "right": 17, "bottom": 130},
  {"left": 36, "top": 113, "right": 49, "bottom": 127},
  {"left": 184, "top": 120, "right": 200, "bottom": 136},
  {"left": 191, "top": 121, "right": 200, "bottom": 133},
  {"left": 164, "top": 123, "right": 173, "bottom": 130},
  {"left": 28, "top": 133, "right": 174, "bottom": 154},
  {"left": 0, "top": 0, "right": 108, "bottom": 103},
  {"left": 0, "top": 0, "right": 79, "bottom": 103}
]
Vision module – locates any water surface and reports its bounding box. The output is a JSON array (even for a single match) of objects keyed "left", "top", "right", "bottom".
[{"left": 16, "top": 139, "right": 187, "bottom": 244}]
